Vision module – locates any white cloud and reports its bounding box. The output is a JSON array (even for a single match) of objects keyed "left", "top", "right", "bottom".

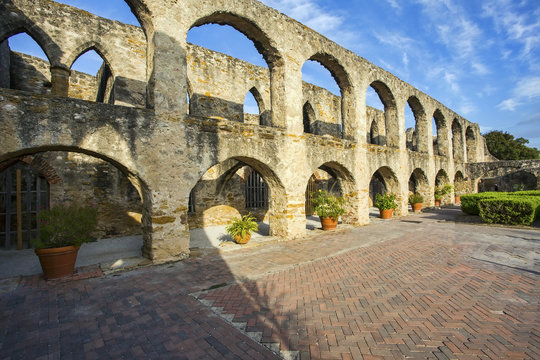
[
  {"left": 385, "top": 0, "right": 400, "bottom": 11},
  {"left": 482, "top": 0, "right": 540, "bottom": 60},
  {"left": 471, "top": 61, "right": 489, "bottom": 75},
  {"left": 498, "top": 76, "right": 540, "bottom": 111},
  {"left": 402, "top": 52, "right": 409, "bottom": 67},
  {"left": 261, "top": 0, "right": 353, "bottom": 44},
  {"left": 444, "top": 72, "right": 460, "bottom": 93}
]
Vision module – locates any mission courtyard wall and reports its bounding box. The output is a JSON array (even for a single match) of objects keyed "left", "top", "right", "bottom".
[{"left": 0, "top": 0, "right": 501, "bottom": 262}]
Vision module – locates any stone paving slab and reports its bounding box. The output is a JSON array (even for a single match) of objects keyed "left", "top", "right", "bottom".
[{"left": 0, "top": 208, "right": 538, "bottom": 359}]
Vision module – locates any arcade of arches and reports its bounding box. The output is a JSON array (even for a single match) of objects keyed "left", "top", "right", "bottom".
[{"left": 1, "top": 0, "right": 535, "bottom": 262}]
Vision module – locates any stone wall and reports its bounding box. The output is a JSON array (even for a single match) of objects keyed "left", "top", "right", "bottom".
[
  {"left": 9, "top": 52, "right": 51, "bottom": 95},
  {"left": 0, "top": 0, "right": 508, "bottom": 262},
  {"left": 0, "top": 41, "right": 10, "bottom": 88}
]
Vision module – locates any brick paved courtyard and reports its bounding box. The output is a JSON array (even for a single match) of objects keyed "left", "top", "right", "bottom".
[{"left": 1, "top": 208, "right": 539, "bottom": 359}]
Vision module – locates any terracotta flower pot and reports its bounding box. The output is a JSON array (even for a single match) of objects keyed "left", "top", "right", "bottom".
[
  {"left": 411, "top": 203, "right": 422, "bottom": 213},
  {"left": 35, "top": 245, "right": 80, "bottom": 279},
  {"left": 320, "top": 216, "right": 338, "bottom": 231},
  {"left": 380, "top": 209, "right": 393, "bottom": 219},
  {"left": 234, "top": 233, "right": 251, "bottom": 244},
  {"left": 434, "top": 199, "right": 441, "bottom": 207},
  {"left": 454, "top": 196, "right": 460, "bottom": 204}
]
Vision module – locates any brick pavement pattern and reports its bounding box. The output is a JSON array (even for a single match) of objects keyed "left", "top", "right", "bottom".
[{"left": 0, "top": 209, "right": 539, "bottom": 359}]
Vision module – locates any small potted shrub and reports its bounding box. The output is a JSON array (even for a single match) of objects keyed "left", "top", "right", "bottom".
[
  {"left": 226, "top": 213, "right": 259, "bottom": 244},
  {"left": 374, "top": 193, "right": 398, "bottom": 219},
  {"left": 32, "top": 202, "right": 98, "bottom": 279},
  {"left": 409, "top": 193, "right": 424, "bottom": 213},
  {"left": 454, "top": 192, "right": 461, "bottom": 204},
  {"left": 434, "top": 184, "right": 453, "bottom": 206},
  {"left": 310, "top": 190, "right": 345, "bottom": 230}
]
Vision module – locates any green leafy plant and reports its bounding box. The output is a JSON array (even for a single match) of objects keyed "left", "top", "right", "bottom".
[
  {"left": 478, "top": 197, "right": 540, "bottom": 225},
  {"left": 374, "top": 193, "right": 398, "bottom": 210},
  {"left": 409, "top": 193, "right": 424, "bottom": 204},
  {"left": 225, "top": 213, "right": 259, "bottom": 239},
  {"left": 310, "top": 190, "right": 345, "bottom": 221},
  {"left": 434, "top": 184, "right": 453, "bottom": 200},
  {"left": 32, "top": 202, "right": 98, "bottom": 249}
]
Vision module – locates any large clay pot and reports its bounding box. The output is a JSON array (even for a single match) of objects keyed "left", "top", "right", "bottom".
[
  {"left": 320, "top": 216, "right": 338, "bottom": 231},
  {"left": 411, "top": 203, "right": 422, "bottom": 213},
  {"left": 454, "top": 196, "right": 461, "bottom": 204},
  {"left": 234, "top": 233, "right": 251, "bottom": 244},
  {"left": 434, "top": 199, "right": 441, "bottom": 207},
  {"left": 35, "top": 245, "right": 80, "bottom": 279},
  {"left": 380, "top": 209, "right": 393, "bottom": 219}
]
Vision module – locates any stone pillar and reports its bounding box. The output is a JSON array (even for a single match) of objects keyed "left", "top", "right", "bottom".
[
  {"left": 270, "top": 59, "right": 302, "bottom": 131},
  {"left": 50, "top": 66, "right": 71, "bottom": 96},
  {"left": 268, "top": 191, "right": 306, "bottom": 239},
  {"left": 141, "top": 193, "right": 190, "bottom": 262},
  {"left": 146, "top": 21, "right": 188, "bottom": 115}
]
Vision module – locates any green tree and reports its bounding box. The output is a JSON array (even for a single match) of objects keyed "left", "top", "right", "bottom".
[{"left": 484, "top": 131, "right": 540, "bottom": 160}]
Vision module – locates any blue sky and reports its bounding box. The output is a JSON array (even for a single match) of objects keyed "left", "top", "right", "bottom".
[{"left": 7, "top": 0, "right": 540, "bottom": 149}]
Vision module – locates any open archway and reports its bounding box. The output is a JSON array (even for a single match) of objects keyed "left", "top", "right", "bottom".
[
  {"left": 188, "top": 156, "right": 286, "bottom": 248},
  {"left": 305, "top": 161, "right": 358, "bottom": 229},
  {"left": 1, "top": 32, "right": 52, "bottom": 95},
  {"left": 69, "top": 47, "right": 114, "bottom": 103},
  {"left": 408, "top": 168, "right": 430, "bottom": 206},
  {"left": 405, "top": 96, "right": 427, "bottom": 152},
  {"left": 0, "top": 148, "right": 149, "bottom": 276},
  {"left": 369, "top": 166, "right": 400, "bottom": 208},
  {"left": 366, "top": 81, "right": 398, "bottom": 147},
  {"left": 452, "top": 118, "right": 464, "bottom": 162},
  {"left": 432, "top": 110, "right": 449, "bottom": 156},
  {"left": 302, "top": 53, "right": 352, "bottom": 139},
  {"left": 466, "top": 126, "right": 477, "bottom": 162},
  {"left": 187, "top": 13, "right": 281, "bottom": 125}
]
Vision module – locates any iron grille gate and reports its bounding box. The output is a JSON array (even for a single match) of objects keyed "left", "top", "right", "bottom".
[
  {"left": 245, "top": 171, "right": 267, "bottom": 209},
  {"left": 0, "top": 162, "right": 49, "bottom": 250},
  {"left": 305, "top": 176, "right": 317, "bottom": 216}
]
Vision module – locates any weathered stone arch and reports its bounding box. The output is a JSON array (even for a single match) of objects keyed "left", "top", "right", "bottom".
[
  {"left": 409, "top": 168, "right": 430, "bottom": 205},
  {"left": 66, "top": 42, "right": 115, "bottom": 75},
  {"left": 406, "top": 95, "right": 427, "bottom": 152},
  {"left": 466, "top": 126, "right": 477, "bottom": 163},
  {"left": 432, "top": 109, "right": 449, "bottom": 156},
  {"left": 190, "top": 12, "right": 282, "bottom": 69},
  {"left": 452, "top": 118, "right": 464, "bottom": 162},
  {"left": 303, "top": 101, "right": 315, "bottom": 134},
  {"left": 0, "top": 22, "right": 59, "bottom": 66},
  {"left": 198, "top": 155, "right": 286, "bottom": 237},
  {"left": 370, "top": 166, "right": 400, "bottom": 197},
  {"left": 368, "top": 80, "right": 398, "bottom": 147},
  {"left": 309, "top": 161, "right": 359, "bottom": 224},
  {"left": 435, "top": 169, "right": 450, "bottom": 186},
  {"left": 0, "top": 144, "right": 152, "bottom": 255},
  {"left": 245, "top": 86, "right": 269, "bottom": 126},
  {"left": 305, "top": 52, "right": 353, "bottom": 139},
  {"left": 369, "top": 119, "right": 382, "bottom": 145}
]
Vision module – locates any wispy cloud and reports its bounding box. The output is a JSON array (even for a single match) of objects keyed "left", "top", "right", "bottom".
[
  {"left": 482, "top": 0, "right": 540, "bottom": 63},
  {"left": 385, "top": 0, "right": 400, "bottom": 11},
  {"left": 497, "top": 76, "right": 540, "bottom": 111},
  {"left": 261, "top": 0, "right": 356, "bottom": 46}
]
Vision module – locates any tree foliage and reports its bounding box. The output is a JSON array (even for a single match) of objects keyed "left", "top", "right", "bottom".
[{"left": 484, "top": 131, "right": 540, "bottom": 160}]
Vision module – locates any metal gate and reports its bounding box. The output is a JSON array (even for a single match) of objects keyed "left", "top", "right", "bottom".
[
  {"left": 305, "top": 176, "right": 317, "bottom": 216},
  {"left": 0, "top": 162, "right": 49, "bottom": 250},
  {"left": 245, "top": 170, "right": 268, "bottom": 209}
]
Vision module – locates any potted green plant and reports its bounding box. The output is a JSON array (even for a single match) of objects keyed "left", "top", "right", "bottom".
[
  {"left": 32, "top": 202, "right": 98, "bottom": 279},
  {"left": 226, "top": 213, "right": 259, "bottom": 244},
  {"left": 409, "top": 193, "right": 424, "bottom": 213},
  {"left": 454, "top": 191, "right": 461, "bottom": 204},
  {"left": 374, "top": 193, "right": 398, "bottom": 219},
  {"left": 434, "top": 184, "right": 453, "bottom": 206},
  {"left": 310, "top": 190, "right": 345, "bottom": 230}
]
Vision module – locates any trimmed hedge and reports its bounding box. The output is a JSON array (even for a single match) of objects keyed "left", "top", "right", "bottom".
[
  {"left": 478, "top": 197, "right": 540, "bottom": 225},
  {"left": 460, "top": 192, "right": 500, "bottom": 215},
  {"left": 461, "top": 190, "right": 540, "bottom": 225}
]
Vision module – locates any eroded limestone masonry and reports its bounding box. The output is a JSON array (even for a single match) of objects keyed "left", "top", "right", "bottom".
[{"left": 1, "top": 0, "right": 537, "bottom": 261}]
